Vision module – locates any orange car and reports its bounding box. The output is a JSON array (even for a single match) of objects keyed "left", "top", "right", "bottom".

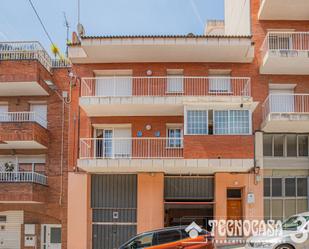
[{"left": 118, "top": 226, "right": 214, "bottom": 249}]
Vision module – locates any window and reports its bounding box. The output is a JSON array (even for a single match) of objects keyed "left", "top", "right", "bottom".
[
  {"left": 125, "top": 233, "right": 154, "bottom": 248},
  {"left": 0, "top": 216, "right": 6, "bottom": 223},
  {"left": 263, "top": 134, "right": 309, "bottom": 157},
  {"left": 263, "top": 135, "right": 272, "bottom": 157},
  {"left": 50, "top": 227, "right": 61, "bottom": 243},
  {"left": 167, "top": 128, "right": 182, "bottom": 148},
  {"left": 227, "top": 189, "right": 242, "bottom": 198},
  {"left": 273, "top": 135, "right": 284, "bottom": 157},
  {"left": 208, "top": 70, "right": 231, "bottom": 93},
  {"left": 186, "top": 110, "right": 208, "bottom": 135},
  {"left": 298, "top": 136, "right": 309, "bottom": 157},
  {"left": 214, "top": 110, "right": 250, "bottom": 135},
  {"left": 167, "top": 69, "right": 183, "bottom": 93},
  {"left": 272, "top": 178, "right": 282, "bottom": 197},
  {"left": 287, "top": 135, "right": 297, "bottom": 157},
  {"left": 156, "top": 230, "right": 181, "bottom": 245},
  {"left": 285, "top": 178, "right": 296, "bottom": 197},
  {"left": 264, "top": 178, "right": 270, "bottom": 197},
  {"left": 269, "top": 33, "right": 292, "bottom": 50},
  {"left": 297, "top": 178, "right": 308, "bottom": 197}
]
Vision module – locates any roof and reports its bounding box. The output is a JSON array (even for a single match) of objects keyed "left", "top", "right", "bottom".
[{"left": 70, "top": 33, "right": 253, "bottom": 46}]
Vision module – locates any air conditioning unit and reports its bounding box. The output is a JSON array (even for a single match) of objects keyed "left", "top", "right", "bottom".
[{"left": 0, "top": 225, "right": 5, "bottom": 231}]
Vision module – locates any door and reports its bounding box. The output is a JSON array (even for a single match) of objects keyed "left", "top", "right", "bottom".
[
  {"left": 0, "top": 211, "right": 23, "bottom": 249},
  {"left": 41, "top": 225, "right": 61, "bottom": 249},
  {"left": 227, "top": 189, "right": 243, "bottom": 237},
  {"left": 30, "top": 104, "right": 47, "bottom": 127},
  {"left": 269, "top": 88, "right": 294, "bottom": 113}
]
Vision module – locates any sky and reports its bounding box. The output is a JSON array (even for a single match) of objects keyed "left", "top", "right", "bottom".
[{"left": 0, "top": 0, "right": 224, "bottom": 56}]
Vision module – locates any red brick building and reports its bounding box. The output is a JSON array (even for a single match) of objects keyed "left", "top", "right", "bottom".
[{"left": 0, "top": 42, "right": 71, "bottom": 249}]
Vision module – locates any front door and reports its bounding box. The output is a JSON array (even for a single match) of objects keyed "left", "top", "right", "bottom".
[
  {"left": 227, "top": 189, "right": 243, "bottom": 237},
  {"left": 41, "top": 225, "right": 61, "bottom": 249}
]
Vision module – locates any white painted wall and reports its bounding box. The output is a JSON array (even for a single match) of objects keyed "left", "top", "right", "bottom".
[{"left": 224, "top": 0, "right": 251, "bottom": 36}]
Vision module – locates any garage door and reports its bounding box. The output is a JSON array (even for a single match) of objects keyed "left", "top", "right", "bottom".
[
  {"left": 0, "top": 211, "right": 23, "bottom": 249},
  {"left": 91, "top": 175, "right": 137, "bottom": 249}
]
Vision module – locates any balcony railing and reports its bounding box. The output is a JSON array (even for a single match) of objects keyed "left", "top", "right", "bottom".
[
  {"left": 261, "top": 32, "right": 309, "bottom": 59},
  {"left": 262, "top": 94, "right": 309, "bottom": 121},
  {"left": 0, "top": 41, "right": 71, "bottom": 72},
  {"left": 0, "top": 112, "right": 47, "bottom": 128},
  {"left": 0, "top": 171, "right": 47, "bottom": 185},
  {"left": 80, "top": 137, "right": 184, "bottom": 159},
  {"left": 81, "top": 76, "right": 251, "bottom": 97}
]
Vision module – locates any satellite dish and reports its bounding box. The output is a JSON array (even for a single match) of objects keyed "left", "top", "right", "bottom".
[{"left": 77, "top": 23, "right": 85, "bottom": 37}]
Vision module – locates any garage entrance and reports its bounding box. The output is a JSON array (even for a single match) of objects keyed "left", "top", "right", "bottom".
[
  {"left": 164, "top": 176, "right": 214, "bottom": 230},
  {"left": 91, "top": 175, "right": 137, "bottom": 249}
]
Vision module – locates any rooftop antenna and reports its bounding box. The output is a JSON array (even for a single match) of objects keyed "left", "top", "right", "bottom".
[
  {"left": 63, "top": 12, "right": 70, "bottom": 57},
  {"left": 77, "top": 0, "right": 85, "bottom": 37}
]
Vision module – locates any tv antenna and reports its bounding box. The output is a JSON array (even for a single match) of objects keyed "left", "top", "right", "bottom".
[{"left": 63, "top": 12, "right": 70, "bottom": 57}]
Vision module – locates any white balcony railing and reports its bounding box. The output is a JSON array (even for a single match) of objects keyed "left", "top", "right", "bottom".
[
  {"left": 0, "top": 41, "right": 71, "bottom": 72},
  {"left": 80, "top": 137, "right": 184, "bottom": 159},
  {"left": 261, "top": 32, "right": 309, "bottom": 59},
  {"left": 81, "top": 76, "right": 251, "bottom": 97},
  {"left": 0, "top": 171, "right": 47, "bottom": 185},
  {"left": 0, "top": 112, "right": 47, "bottom": 128},
  {"left": 262, "top": 94, "right": 309, "bottom": 121}
]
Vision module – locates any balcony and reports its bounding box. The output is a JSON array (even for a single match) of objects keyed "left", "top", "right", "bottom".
[
  {"left": 77, "top": 137, "right": 254, "bottom": 174},
  {"left": 0, "top": 112, "right": 48, "bottom": 149},
  {"left": 0, "top": 162, "right": 47, "bottom": 203},
  {"left": 262, "top": 94, "right": 309, "bottom": 132},
  {"left": 258, "top": 0, "right": 309, "bottom": 20},
  {"left": 0, "top": 42, "right": 71, "bottom": 96},
  {"left": 80, "top": 76, "right": 253, "bottom": 116},
  {"left": 260, "top": 32, "right": 309, "bottom": 75}
]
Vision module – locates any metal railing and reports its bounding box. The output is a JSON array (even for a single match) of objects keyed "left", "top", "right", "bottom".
[
  {"left": 0, "top": 171, "right": 47, "bottom": 185},
  {"left": 81, "top": 76, "right": 251, "bottom": 97},
  {"left": 0, "top": 41, "right": 71, "bottom": 72},
  {"left": 262, "top": 94, "right": 309, "bottom": 121},
  {"left": 261, "top": 32, "right": 309, "bottom": 59},
  {"left": 0, "top": 112, "right": 47, "bottom": 128},
  {"left": 80, "top": 137, "right": 184, "bottom": 159}
]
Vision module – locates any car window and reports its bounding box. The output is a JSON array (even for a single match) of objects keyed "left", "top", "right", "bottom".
[
  {"left": 156, "top": 230, "right": 181, "bottom": 245},
  {"left": 124, "top": 233, "right": 154, "bottom": 249}
]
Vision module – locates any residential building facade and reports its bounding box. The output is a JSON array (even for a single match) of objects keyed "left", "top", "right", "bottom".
[{"left": 0, "top": 42, "right": 71, "bottom": 249}]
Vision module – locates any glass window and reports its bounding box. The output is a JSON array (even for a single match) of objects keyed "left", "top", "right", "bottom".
[
  {"left": 297, "top": 178, "right": 308, "bottom": 197},
  {"left": 274, "top": 135, "right": 284, "bottom": 157},
  {"left": 229, "top": 110, "right": 250, "bottom": 134},
  {"left": 156, "top": 230, "right": 181, "bottom": 245},
  {"left": 0, "top": 216, "right": 6, "bottom": 223},
  {"left": 263, "top": 135, "right": 273, "bottom": 157},
  {"left": 287, "top": 135, "right": 297, "bottom": 157},
  {"left": 125, "top": 233, "right": 154, "bottom": 248},
  {"left": 264, "top": 178, "right": 271, "bottom": 197},
  {"left": 214, "top": 111, "right": 228, "bottom": 134},
  {"left": 285, "top": 178, "right": 296, "bottom": 197},
  {"left": 298, "top": 136, "right": 308, "bottom": 157},
  {"left": 186, "top": 110, "right": 208, "bottom": 135},
  {"left": 167, "top": 128, "right": 182, "bottom": 148},
  {"left": 227, "top": 189, "right": 242, "bottom": 198},
  {"left": 50, "top": 227, "right": 61, "bottom": 243},
  {"left": 213, "top": 110, "right": 250, "bottom": 135},
  {"left": 272, "top": 178, "right": 282, "bottom": 197}
]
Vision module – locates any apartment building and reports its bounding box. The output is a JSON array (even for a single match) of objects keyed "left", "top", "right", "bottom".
[
  {"left": 255, "top": 0, "right": 309, "bottom": 221},
  {"left": 0, "top": 42, "right": 70, "bottom": 249},
  {"left": 66, "top": 1, "right": 267, "bottom": 248}
]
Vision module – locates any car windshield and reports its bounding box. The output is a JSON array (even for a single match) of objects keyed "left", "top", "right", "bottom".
[{"left": 282, "top": 216, "right": 309, "bottom": 231}]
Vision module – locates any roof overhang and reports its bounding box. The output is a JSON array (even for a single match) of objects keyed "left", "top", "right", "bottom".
[{"left": 69, "top": 36, "right": 254, "bottom": 63}]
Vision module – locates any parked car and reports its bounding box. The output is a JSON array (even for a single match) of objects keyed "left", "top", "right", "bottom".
[
  {"left": 119, "top": 226, "right": 213, "bottom": 249},
  {"left": 246, "top": 212, "right": 309, "bottom": 249}
]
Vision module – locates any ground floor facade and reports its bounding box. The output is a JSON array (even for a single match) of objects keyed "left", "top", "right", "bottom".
[{"left": 67, "top": 171, "right": 263, "bottom": 249}]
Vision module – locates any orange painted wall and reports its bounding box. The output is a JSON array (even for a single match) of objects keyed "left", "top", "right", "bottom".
[
  {"left": 214, "top": 172, "right": 263, "bottom": 221},
  {"left": 67, "top": 172, "right": 90, "bottom": 249},
  {"left": 137, "top": 173, "right": 164, "bottom": 233}
]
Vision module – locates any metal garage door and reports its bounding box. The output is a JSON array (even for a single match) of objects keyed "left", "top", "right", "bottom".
[
  {"left": 91, "top": 174, "right": 137, "bottom": 249},
  {"left": 164, "top": 176, "right": 214, "bottom": 200}
]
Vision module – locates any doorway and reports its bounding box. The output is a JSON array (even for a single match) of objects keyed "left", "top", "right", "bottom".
[
  {"left": 226, "top": 189, "right": 243, "bottom": 237},
  {"left": 41, "top": 224, "right": 61, "bottom": 249}
]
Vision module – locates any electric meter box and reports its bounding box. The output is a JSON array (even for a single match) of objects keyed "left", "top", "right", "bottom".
[
  {"left": 24, "top": 224, "right": 35, "bottom": 235},
  {"left": 24, "top": 236, "right": 36, "bottom": 247}
]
